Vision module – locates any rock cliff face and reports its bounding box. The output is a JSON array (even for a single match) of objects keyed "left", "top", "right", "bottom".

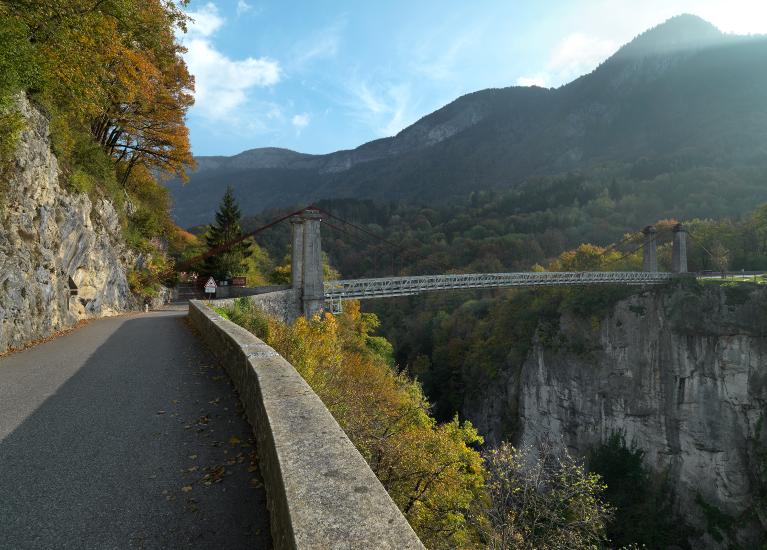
[
  {"left": 0, "top": 96, "right": 136, "bottom": 353},
  {"left": 469, "top": 283, "right": 766, "bottom": 547}
]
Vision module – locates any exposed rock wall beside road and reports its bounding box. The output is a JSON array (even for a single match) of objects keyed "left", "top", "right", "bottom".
[{"left": 0, "top": 96, "right": 136, "bottom": 353}]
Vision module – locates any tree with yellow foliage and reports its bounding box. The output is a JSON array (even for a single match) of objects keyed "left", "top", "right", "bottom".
[
  {"left": 2, "top": 0, "right": 196, "bottom": 293},
  {"left": 3, "top": 0, "right": 195, "bottom": 184},
  {"left": 223, "top": 298, "right": 486, "bottom": 549}
]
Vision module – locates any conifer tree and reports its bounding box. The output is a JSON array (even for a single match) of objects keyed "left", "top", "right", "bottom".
[{"left": 203, "top": 186, "right": 251, "bottom": 280}]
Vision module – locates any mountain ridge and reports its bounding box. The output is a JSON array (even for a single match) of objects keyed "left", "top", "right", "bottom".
[{"left": 167, "top": 14, "right": 767, "bottom": 227}]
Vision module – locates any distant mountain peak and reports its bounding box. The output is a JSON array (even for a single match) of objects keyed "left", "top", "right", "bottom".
[
  {"left": 168, "top": 15, "right": 767, "bottom": 227},
  {"left": 613, "top": 14, "right": 724, "bottom": 60}
]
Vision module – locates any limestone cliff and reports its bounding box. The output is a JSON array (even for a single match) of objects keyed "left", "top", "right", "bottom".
[
  {"left": 467, "top": 283, "right": 767, "bottom": 548},
  {"left": 0, "top": 96, "right": 137, "bottom": 353}
]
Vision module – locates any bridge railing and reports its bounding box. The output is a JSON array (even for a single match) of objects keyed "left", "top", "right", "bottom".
[{"left": 324, "top": 271, "right": 675, "bottom": 300}]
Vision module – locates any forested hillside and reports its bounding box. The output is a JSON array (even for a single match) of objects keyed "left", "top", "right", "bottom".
[
  {"left": 243, "top": 186, "right": 767, "bottom": 416},
  {"left": 168, "top": 14, "right": 767, "bottom": 228}
]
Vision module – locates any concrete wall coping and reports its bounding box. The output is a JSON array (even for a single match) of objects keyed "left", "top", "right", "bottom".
[{"left": 188, "top": 299, "right": 424, "bottom": 549}]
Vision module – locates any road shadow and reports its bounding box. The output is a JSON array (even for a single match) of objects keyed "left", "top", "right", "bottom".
[{"left": 0, "top": 312, "right": 272, "bottom": 549}]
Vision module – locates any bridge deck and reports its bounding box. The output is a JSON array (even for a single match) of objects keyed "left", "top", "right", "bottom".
[{"left": 325, "top": 271, "right": 675, "bottom": 300}]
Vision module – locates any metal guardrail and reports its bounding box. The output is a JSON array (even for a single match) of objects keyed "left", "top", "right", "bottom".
[{"left": 324, "top": 271, "right": 676, "bottom": 300}]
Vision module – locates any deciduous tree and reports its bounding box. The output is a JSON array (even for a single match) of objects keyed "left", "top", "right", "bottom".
[{"left": 476, "top": 440, "right": 612, "bottom": 550}]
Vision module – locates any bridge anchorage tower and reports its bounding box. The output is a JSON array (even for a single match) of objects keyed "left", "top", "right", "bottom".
[
  {"left": 642, "top": 225, "right": 658, "bottom": 272},
  {"left": 290, "top": 208, "right": 325, "bottom": 318},
  {"left": 672, "top": 223, "right": 688, "bottom": 273}
]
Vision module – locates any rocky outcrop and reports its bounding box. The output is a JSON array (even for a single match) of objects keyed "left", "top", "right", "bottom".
[
  {"left": 477, "top": 283, "right": 766, "bottom": 548},
  {"left": 0, "top": 96, "right": 136, "bottom": 353}
]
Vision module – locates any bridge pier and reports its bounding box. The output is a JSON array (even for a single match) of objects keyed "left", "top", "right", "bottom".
[
  {"left": 290, "top": 215, "right": 304, "bottom": 290},
  {"left": 672, "top": 224, "right": 688, "bottom": 273},
  {"left": 642, "top": 225, "right": 658, "bottom": 272},
  {"left": 300, "top": 209, "right": 325, "bottom": 318}
]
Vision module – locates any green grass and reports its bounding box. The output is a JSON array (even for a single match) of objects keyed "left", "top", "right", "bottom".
[{"left": 698, "top": 275, "right": 767, "bottom": 285}]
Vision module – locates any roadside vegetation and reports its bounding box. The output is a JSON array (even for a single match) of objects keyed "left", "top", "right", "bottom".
[
  {"left": 217, "top": 297, "right": 614, "bottom": 549},
  {"left": 0, "top": 0, "right": 196, "bottom": 299}
]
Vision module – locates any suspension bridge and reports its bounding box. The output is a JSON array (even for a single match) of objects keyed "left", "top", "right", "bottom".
[
  {"left": 323, "top": 271, "right": 675, "bottom": 300},
  {"left": 178, "top": 207, "right": 713, "bottom": 317}
]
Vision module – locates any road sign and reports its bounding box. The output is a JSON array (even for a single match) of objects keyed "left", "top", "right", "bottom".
[{"left": 204, "top": 277, "right": 217, "bottom": 294}]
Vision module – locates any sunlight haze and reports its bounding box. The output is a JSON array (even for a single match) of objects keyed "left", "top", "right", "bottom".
[{"left": 180, "top": 0, "right": 767, "bottom": 156}]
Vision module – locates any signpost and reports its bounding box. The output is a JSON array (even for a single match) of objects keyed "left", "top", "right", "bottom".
[{"left": 204, "top": 277, "right": 217, "bottom": 301}]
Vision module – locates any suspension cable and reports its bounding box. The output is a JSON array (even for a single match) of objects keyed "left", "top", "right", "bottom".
[
  {"left": 175, "top": 207, "right": 306, "bottom": 273},
  {"left": 310, "top": 205, "right": 403, "bottom": 252},
  {"left": 686, "top": 231, "right": 715, "bottom": 259}
]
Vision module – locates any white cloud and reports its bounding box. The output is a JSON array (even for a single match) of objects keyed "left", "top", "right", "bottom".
[
  {"left": 236, "top": 0, "right": 252, "bottom": 16},
  {"left": 346, "top": 80, "right": 414, "bottom": 137},
  {"left": 181, "top": 3, "right": 280, "bottom": 121},
  {"left": 517, "top": 32, "right": 617, "bottom": 88},
  {"left": 549, "top": 33, "right": 617, "bottom": 78},
  {"left": 292, "top": 113, "right": 311, "bottom": 129},
  {"left": 186, "top": 2, "right": 223, "bottom": 38},
  {"left": 692, "top": 0, "right": 767, "bottom": 34},
  {"left": 292, "top": 17, "right": 346, "bottom": 68},
  {"left": 515, "top": 0, "right": 767, "bottom": 90},
  {"left": 411, "top": 26, "right": 481, "bottom": 81},
  {"left": 516, "top": 74, "right": 549, "bottom": 88}
]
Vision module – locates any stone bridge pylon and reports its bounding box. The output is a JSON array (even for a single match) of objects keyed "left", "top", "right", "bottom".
[
  {"left": 641, "top": 224, "right": 687, "bottom": 273},
  {"left": 290, "top": 208, "right": 325, "bottom": 317}
]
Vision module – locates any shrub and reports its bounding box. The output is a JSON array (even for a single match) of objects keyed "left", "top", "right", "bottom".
[
  {"left": 476, "top": 440, "right": 612, "bottom": 550},
  {"left": 220, "top": 300, "right": 486, "bottom": 549}
]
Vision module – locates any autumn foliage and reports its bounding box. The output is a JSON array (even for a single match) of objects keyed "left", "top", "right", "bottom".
[
  {"left": 221, "top": 299, "right": 486, "bottom": 548},
  {"left": 219, "top": 298, "right": 618, "bottom": 548},
  {"left": 1, "top": 0, "right": 196, "bottom": 294},
  {"left": 2, "top": 0, "right": 195, "bottom": 183}
]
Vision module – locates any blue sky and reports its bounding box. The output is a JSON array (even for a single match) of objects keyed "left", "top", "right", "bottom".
[{"left": 180, "top": 0, "right": 767, "bottom": 157}]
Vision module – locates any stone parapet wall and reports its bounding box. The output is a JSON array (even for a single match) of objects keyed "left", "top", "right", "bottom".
[
  {"left": 188, "top": 299, "right": 424, "bottom": 550},
  {"left": 212, "top": 287, "right": 300, "bottom": 325}
]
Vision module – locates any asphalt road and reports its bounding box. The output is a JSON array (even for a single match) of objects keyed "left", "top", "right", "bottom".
[{"left": 0, "top": 307, "right": 272, "bottom": 549}]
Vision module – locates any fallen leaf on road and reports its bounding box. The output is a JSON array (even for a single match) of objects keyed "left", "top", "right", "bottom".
[
  {"left": 201, "top": 465, "right": 227, "bottom": 486},
  {"left": 228, "top": 436, "right": 241, "bottom": 447},
  {"left": 188, "top": 454, "right": 198, "bottom": 460},
  {"left": 181, "top": 485, "right": 193, "bottom": 493},
  {"left": 250, "top": 478, "right": 263, "bottom": 488},
  {"left": 157, "top": 410, "right": 166, "bottom": 415}
]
